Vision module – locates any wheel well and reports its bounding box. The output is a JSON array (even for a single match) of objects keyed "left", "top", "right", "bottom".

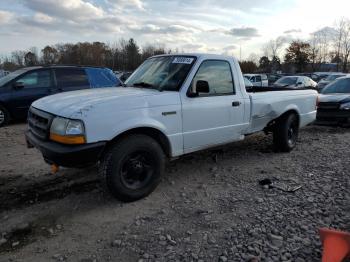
[
  {"left": 279, "top": 110, "right": 300, "bottom": 123},
  {"left": 106, "top": 127, "right": 171, "bottom": 157},
  {"left": 264, "top": 110, "right": 300, "bottom": 133}
]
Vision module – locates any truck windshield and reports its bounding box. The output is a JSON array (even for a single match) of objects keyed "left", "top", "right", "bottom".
[{"left": 125, "top": 56, "right": 196, "bottom": 91}]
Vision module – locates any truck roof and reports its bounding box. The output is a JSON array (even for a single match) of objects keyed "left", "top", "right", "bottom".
[{"left": 151, "top": 53, "right": 237, "bottom": 61}]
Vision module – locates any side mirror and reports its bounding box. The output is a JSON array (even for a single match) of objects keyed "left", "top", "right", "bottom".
[
  {"left": 296, "top": 82, "right": 303, "bottom": 86},
  {"left": 13, "top": 81, "right": 24, "bottom": 89},
  {"left": 196, "top": 80, "right": 209, "bottom": 93}
]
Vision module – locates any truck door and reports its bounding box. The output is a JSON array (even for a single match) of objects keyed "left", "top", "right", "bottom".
[{"left": 181, "top": 60, "right": 245, "bottom": 152}]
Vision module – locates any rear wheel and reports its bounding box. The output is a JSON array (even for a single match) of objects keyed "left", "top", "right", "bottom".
[
  {"left": 0, "top": 105, "right": 10, "bottom": 127},
  {"left": 273, "top": 113, "right": 299, "bottom": 152},
  {"left": 99, "top": 134, "right": 165, "bottom": 202}
]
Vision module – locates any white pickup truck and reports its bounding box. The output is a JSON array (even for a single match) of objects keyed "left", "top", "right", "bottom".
[{"left": 26, "top": 54, "right": 317, "bottom": 201}]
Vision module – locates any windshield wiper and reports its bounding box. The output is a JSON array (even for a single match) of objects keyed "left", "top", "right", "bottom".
[{"left": 132, "top": 82, "right": 157, "bottom": 89}]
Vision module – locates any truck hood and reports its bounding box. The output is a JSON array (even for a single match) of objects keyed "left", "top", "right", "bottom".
[
  {"left": 32, "top": 87, "right": 177, "bottom": 118},
  {"left": 319, "top": 93, "right": 350, "bottom": 103}
]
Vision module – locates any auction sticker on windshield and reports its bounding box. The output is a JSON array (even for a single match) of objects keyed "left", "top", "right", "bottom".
[{"left": 172, "top": 57, "right": 194, "bottom": 64}]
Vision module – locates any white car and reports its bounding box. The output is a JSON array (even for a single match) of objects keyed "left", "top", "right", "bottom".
[
  {"left": 244, "top": 74, "right": 268, "bottom": 87},
  {"left": 273, "top": 76, "right": 317, "bottom": 89},
  {"left": 26, "top": 54, "right": 317, "bottom": 201}
]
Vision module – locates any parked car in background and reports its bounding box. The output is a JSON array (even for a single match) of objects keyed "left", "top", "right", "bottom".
[
  {"left": 267, "top": 73, "right": 282, "bottom": 85},
  {"left": 273, "top": 76, "right": 317, "bottom": 89},
  {"left": 316, "top": 76, "right": 350, "bottom": 125},
  {"left": 313, "top": 72, "right": 334, "bottom": 83},
  {"left": 317, "top": 73, "right": 347, "bottom": 92},
  {"left": 0, "top": 65, "right": 121, "bottom": 127},
  {"left": 297, "top": 73, "right": 321, "bottom": 82},
  {"left": 244, "top": 77, "right": 253, "bottom": 90},
  {"left": 244, "top": 74, "right": 268, "bottom": 87},
  {"left": 0, "top": 70, "right": 10, "bottom": 78}
]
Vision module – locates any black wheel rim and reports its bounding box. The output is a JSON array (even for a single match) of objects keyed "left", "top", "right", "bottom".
[
  {"left": 287, "top": 119, "right": 298, "bottom": 147},
  {"left": 120, "top": 151, "right": 155, "bottom": 190},
  {"left": 0, "top": 109, "right": 4, "bottom": 125}
]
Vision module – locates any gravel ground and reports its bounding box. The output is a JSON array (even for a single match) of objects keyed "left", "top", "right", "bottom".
[{"left": 0, "top": 123, "right": 349, "bottom": 262}]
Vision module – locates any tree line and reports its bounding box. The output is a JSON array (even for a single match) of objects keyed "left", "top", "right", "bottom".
[
  {"left": 241, "top": 18, "right": 350, "bottom": 74},
  {"left": 0, "top": 38, "right": 170, "bottom": 72}
]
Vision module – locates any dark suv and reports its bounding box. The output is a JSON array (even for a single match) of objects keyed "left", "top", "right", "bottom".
[{"left": 0, "top": 66, "right": 121, "bottom": 127}]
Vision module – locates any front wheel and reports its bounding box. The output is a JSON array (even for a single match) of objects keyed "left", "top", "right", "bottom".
[
  {"left": 99, "top": 134, "right": 165, "bottom": 202},
  {"left": 273, "top": 113, "right": 299, "bottom": 152},
  {"left": 0, "top": 105, "right": 10, "bottom": 127}
]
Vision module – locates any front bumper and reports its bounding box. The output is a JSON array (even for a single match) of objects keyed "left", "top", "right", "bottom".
[
  {"left": 26, "top": 130, "right": 106, "bottom": 168},
  {"left": 316, "top": 109, "right": 350, "bottom": 125}
]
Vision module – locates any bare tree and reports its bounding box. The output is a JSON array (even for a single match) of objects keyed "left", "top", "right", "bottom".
[
  {"left": 262, "top": 37, "right": 284, "bottom": 60},
  {"left": 11, "top": 51, "right": 26, "bottom": 66},
  {"left": 247, "top": 53, "right": 260, "bottom": 65},
  {"left": 309, "top": 28, "right": 332, "bottom": 70},
  {"left": 340, "top": 19, "right": 350, "bottom": 72},
  {"left": 333, "top": 18, "right": 348, "bottom": 71}
]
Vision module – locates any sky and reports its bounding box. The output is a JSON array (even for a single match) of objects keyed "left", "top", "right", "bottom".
[{"left": 0, "top": 0, "right": 350, "bottom": 59}]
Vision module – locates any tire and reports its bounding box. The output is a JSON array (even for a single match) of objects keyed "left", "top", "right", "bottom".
[
  {"left": 0, "top": 105, "right": 10, "bottom": 127},
  {"left": 273, "top": 113, "right": 299, "bottom": 152},
  {"left": 99, "top": 134, "right": 165, "bottom": 202}
]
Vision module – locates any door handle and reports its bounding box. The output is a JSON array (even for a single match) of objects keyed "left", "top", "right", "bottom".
[{"left": 232, "top": 101, "right": 241, "bottom": 107}]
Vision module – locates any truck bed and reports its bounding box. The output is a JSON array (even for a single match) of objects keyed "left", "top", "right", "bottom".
[{"left": 246, "top": 89, "right": 318, "bottom": 133}]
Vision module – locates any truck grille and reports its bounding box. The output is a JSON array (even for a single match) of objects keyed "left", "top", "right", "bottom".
[{"left": 27, "top": 107, "right": 53, "bottom": 140}]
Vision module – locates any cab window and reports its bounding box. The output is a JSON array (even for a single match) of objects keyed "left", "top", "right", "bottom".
[{"left": 192, "top": 60, "right": 235, "bottom": 96}]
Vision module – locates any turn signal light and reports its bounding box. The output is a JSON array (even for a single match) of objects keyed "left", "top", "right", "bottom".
[{"left": 50, "top": 133, "right": 86, "bottom": 145}]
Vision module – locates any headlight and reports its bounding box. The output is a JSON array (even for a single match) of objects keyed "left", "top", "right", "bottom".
[
  {"left": 340, "top": 102, "right": 350, "bottom": 110},
  {"left": 50, "top": 117, "right": 86, "bottom": 144}
]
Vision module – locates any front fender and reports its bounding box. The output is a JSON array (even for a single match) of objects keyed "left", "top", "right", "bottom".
[{"left": 107, "top": 117, "right": 168, "bottom": 141}]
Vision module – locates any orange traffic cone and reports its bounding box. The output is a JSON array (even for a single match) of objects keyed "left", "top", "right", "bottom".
[{"left": 319, "top": 228, "right": 350, "bottom": 262}]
